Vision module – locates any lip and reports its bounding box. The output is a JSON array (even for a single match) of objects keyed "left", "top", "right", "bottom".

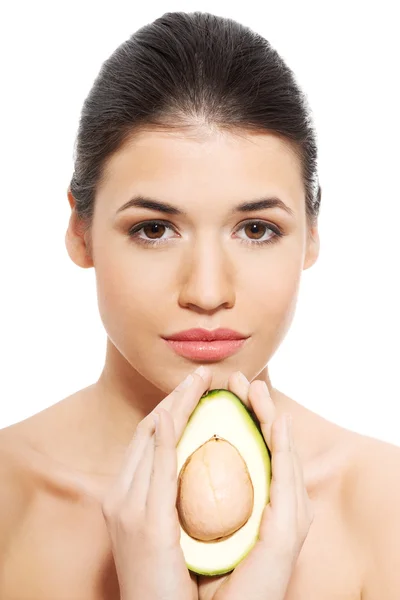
[
  {"left": 162, "top": 328, "right": 249, "bottom": 362},
  {"left": 163, "top": 328, "right": 248, "bottom": 342}
]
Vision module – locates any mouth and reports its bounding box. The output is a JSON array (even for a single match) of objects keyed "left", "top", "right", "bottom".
[{"left": 162, "top": 328, "right": 250, "bottom": 362}]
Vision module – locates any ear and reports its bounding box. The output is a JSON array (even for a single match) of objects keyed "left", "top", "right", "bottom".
[
  {"left": 65, "top": 189, "right": 93, "bottom": 268},
  {"left": 303, "top": 222, "right": 320, "bottom": 270}
]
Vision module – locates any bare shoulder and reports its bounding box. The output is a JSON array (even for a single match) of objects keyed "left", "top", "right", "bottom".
[
  {"left": 343, "top": 431, "right": 400, "bottom": 599},
  {"left": 345, "top": 429, "right": 400, "bottom": 514},
  {"left": 0, "top": 391, "right": 83, "bottom": 551},
  {"left": 0, "top": 424, "right": 37, "bottom": 557}
]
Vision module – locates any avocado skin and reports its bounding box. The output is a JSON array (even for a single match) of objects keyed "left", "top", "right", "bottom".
[
  {"left": 180, "top": 388, "right": 272, "bottom": 576},
  {"left": 196, "top": 388, "right": 271, "bottom": 461}
]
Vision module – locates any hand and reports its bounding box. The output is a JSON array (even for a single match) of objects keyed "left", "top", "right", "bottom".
[
  {"left": 101, "top": 365, "right": 212, "bottom": 600},
  {"left": 198, "top": 373, "right": 314, "bottom": 600}
]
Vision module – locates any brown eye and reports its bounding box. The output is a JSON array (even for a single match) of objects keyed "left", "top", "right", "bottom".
[
  {"left": 142, "top": 223, "right": 166, "bottom": 239},
  {"left": 235, "top": 220, "right": 283, "bottom": 247},
  {"left": 244, "top": 222, "right": 268, "bottom": 240},
  {"left": 128, "top": 220, "right": 176, "bottom": 246}
]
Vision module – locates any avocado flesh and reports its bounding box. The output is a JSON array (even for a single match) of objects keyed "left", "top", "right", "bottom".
[{"left": 176, "top": 389, "right": 272, "bottom": 576}]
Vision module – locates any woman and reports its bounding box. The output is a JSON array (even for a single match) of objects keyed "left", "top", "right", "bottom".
[{"left": 0, "top": 10, "right": 399, "bottom": 600}]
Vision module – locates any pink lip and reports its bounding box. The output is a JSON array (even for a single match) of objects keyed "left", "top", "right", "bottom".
[
  {"left": 162, "top": 329, "right": 249, "bottom": 362},
  {"left": 164, "top": 328, "right": 247, "bottom": 342},
  {"left": 164, "top": 339, "right": 247, "bottom": 361}
]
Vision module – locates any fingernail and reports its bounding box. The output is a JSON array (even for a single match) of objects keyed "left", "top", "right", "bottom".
[
  {"left": 262, "top": 381, "right": 270, "bottom": 395},
  {"left": 194, "top": 365, "right": 207, "bottom": 380},
  {"left": 237, "top": 371, "right": 249, "bottom": 386},
  {"left": 176, "top": 374, "right": 194, "bottom": 390}
]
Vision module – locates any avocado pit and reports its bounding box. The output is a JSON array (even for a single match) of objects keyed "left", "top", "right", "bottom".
[{"left": 176, "top": 436, "right": 254, "bottom": 542}]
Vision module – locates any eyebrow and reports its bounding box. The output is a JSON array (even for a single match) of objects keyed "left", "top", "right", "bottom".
[{"left": 116, "top": 194, "right": 295, "bottom": 217}]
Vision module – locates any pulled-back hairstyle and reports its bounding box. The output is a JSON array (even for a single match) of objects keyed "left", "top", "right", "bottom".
[{"left": 69, "top": 11, "right": 321, "bottom": 230}]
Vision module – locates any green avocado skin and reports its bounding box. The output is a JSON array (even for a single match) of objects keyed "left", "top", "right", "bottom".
[
  {"left": 198, "top": 388, "right": 271, "bottom": 459},
  {"left": 179, "top": 388, "right": 272, "bottom": 576}
]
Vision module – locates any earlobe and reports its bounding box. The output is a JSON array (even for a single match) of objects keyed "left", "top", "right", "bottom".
[
  {"left": 303, "top": 224, "right": 320, "bottom": 270},
  {"left": 65, "top": 189, "right": 93, "bottom": 269}
]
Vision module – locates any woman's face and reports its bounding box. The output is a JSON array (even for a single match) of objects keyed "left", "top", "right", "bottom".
[{"left": 68, "top": 128, "right": 319, "bottom": 392}]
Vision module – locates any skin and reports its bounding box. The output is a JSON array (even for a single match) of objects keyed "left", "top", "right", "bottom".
[{"left": 1, "top": 126, "right": 400, "bottom": 599}]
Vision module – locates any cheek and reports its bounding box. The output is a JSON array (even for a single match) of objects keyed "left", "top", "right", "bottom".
[
  {"left": 93, "top": 243, "right": 171, "bottom": 336},
  {"left": 92, "top": 228, "right": 304, "bottom": 346},
  {"left": 242, "top": 250, "right": 303, "bottom": 333}
]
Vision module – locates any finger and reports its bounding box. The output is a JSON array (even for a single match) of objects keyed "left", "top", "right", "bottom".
[
  {"left": 246, "top": 380, "right": 276, "bottom": 448},
  {"left": 289, "top": 429, "right": 315, "bottom": 536},
  {"left": 259, "top": 414, "right": 297, "bottom": 542},
  {"left": 146, "top": 409, "right": 178, "bottom": 524},
  {"left": 105, "top": 366, "right": 211, "bottom": 510},
  {"left": 197, "top": 573, "right": 229, "bottom": 600},
  {"left": 227, "top": 371, "right": 251, "bottom": 408},
  {"left": 156, "top": 368, "right": 201, "bottom": 412},
  {"left": 190, "top": 572, "right": 199, "bottom": 600},
  {"left": 107, "top": 418, "right": 155, "bottom": 501},
  {"left": 125, "top": 428, "right": 156, "bottom": 509},
  {"left": 168, "top": 366, "right": 212, "bottom": 442},
  {"left": 159, "top": 364, "right": 212, "bottom": 412},
  {"left": 246, "top": 381, "right": 312, "bottom": 528},
  {"left": 110, "top": 366, "right": 210, "bottom": 500}
]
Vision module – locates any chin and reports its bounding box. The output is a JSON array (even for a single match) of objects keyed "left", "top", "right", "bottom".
[
  {"left": 208, "top": 372, "right": 231, "bottom": 390},
  {"left": 152, "top": 361, "right": 228, "bottom": 394}
]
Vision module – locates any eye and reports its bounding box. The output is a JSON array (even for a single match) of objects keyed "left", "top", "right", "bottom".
[
  {"left": 234, "top": 220, "right": 283, "bottom": 246},
  {"left": 127, "top": 219, "right": 284, "bottom": 248},
  {"left": 127, "top": 220, "right": 177, "bottom": 246}
]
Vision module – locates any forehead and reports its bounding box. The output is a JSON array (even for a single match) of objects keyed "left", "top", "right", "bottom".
[{"left": 98, "top": 127, "right": 304, "bottom": 211}]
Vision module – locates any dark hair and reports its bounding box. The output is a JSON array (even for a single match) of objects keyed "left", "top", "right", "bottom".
[{"left": 69, "top": 11, "right": 321, "bottom": 231}]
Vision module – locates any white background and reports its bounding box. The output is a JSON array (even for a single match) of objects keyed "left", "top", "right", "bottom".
[{"left": 0, "top": 1, "right": 399, "bottom": 443}]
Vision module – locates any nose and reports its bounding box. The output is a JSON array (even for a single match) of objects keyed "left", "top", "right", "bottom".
[{"left": 178, "top": 238, "right": 236, "bottom": 314}]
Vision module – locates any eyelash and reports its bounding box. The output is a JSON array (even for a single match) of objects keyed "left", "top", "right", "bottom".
[{"left": 127, "top": 219, "right": 284, "bottom": 247}]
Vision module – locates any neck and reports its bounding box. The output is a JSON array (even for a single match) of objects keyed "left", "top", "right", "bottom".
[
  {"left": 87, "top": 340, "right": 340, "bottom": 490},
  {"left": 93, "top": 339, "right": 278, "bottom": 447},
  {"left": 93, "top": 341, "right": 164, "bottom": 444}
]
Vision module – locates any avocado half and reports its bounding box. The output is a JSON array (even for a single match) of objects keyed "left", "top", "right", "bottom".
[{"left": 176, "top": 389, "right": 272, "bottom": 576}]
